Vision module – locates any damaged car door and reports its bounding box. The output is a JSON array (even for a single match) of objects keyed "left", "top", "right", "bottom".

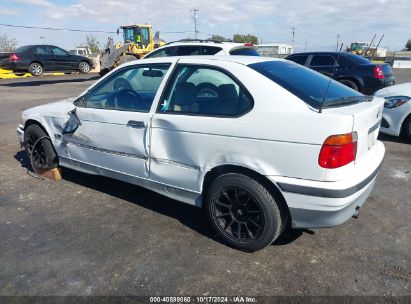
[{"left": 64, "top": 63, "right": 171, "bottom": 179}]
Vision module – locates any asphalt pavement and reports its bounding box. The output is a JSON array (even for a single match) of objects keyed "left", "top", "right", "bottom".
[{"left": 0, "top": 71, "right": 409, "bottom": 297}]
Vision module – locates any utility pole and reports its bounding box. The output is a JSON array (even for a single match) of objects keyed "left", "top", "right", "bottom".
[
  {"left": 290, "top": 27, "right": 296, "bottom": 50},
  {"left": 336, "top": 34, "right": 340, "bottom": 51},
  {"left": 40, "top": 36, "right": 45, "bottom": 44},
  {"left": 190, "top": 8, "right": 199, "bottom": 40},
  {"left": 304, "top": 41, "right": 307, "bottom": 52}
]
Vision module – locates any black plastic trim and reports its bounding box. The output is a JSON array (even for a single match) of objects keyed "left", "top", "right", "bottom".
[{"left": 277, "top": 162, "right": 383, "bottom": 198}]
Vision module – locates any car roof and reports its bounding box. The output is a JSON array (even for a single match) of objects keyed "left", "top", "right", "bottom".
[
  {"left": 123, "top": 55, "right": 278, "bottom": 68},
  {"left": 154, "top": 41, "right": 256, "bottom": 51}
]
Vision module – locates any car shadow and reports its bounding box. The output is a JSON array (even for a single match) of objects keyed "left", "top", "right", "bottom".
[
  {"left": 14, "top": 150, "right": 305, "bottom": 249},
  {"left": 1, "top": 75, "right": 99, "bottom": 87},
  {"left": 378, "top": 133, "right": 409, "bottom": 144}
]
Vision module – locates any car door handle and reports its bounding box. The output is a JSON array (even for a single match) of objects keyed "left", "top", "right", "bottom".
[{"left": 127, "top": 120, "right": 145, "bottom": 129}]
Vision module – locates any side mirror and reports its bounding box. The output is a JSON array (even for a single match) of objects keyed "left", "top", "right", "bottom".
[{"left": 62, "top": 109, "right": 81, "bottom": 135}]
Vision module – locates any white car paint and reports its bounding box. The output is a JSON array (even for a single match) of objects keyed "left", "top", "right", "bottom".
[
  {"left": 143, "top": 41, "right": 258, "bottom": 58},
  {"left": 374, "top": 82, "right": 411, "bottom": 137},
  {"left": 18, "top": 56, "right": 385, "bottom": 230}
]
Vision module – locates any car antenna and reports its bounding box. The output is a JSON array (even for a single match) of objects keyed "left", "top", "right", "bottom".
[{"left": 319, "top": 42, "right": 344, "bottom": 113}]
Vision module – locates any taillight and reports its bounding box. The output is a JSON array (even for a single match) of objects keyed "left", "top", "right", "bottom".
[
  {"left": 9, "top": 53, "right": 21, "bottom": 61},
  {"left": 244, "top": 43, "right": 254, "bottom": 47},
  {"left": 373, "top": 65, "right": 384, "bottom": 80},
  {"left": 319, "top": 132, "right": 357, "bottom": 169}
]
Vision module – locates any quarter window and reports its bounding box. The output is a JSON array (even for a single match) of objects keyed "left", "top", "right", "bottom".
[
  {"left": 158, "top": 65, "right": 253, "bottom": 116},
  {"left": 201, "top": 46, "right": 223, "bottom": 55},
  {"left": 84, "top": 64, "right": 170, "bottom": 112}
]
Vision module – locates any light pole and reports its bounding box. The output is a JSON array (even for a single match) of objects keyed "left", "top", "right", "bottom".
[
  {"left": 40, "top": 36, "right": 45, "bottom": 44},
  {"left": 191, "top": 8, "right": 199, "bottom": 40}
]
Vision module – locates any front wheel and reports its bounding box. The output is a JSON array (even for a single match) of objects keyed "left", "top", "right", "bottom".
[
  {"left": 79, "top": 61, "right": 91, "bottom": 74},
  {"left": 24, "top": 124, "right": 58, "bottom": 171},
  {"left": 205, "top": 173, "right": 286, "bottom": 251},
  {"left": 403, "top": 116, "right": 411, "bottom": 142},
  {"left": 29, "top": 62, "right": 43, "bottom": 76}
]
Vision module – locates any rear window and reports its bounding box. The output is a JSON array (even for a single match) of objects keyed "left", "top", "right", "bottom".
[
  {"left": 287, "top": 55, "right": 308, "bottom": 65},
  {"left": 229, "top": 48, "right": 260, "bottom": 56},
  {"left": 14, "top": 45, "right": 32, "bottom": 53},
  {"left": 343, "top": 53, "right": 371, "bottom": 64},
  {"left": 249, "top": 60, "right": 362, "bottom": 110}
]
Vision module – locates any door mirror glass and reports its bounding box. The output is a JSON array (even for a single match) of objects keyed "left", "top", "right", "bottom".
[{"left": 62, "top": 109, "right": 81, "bottom": 134}]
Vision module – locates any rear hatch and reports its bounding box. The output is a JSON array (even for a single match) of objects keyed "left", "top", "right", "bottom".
[{"left": 323, "top": 96, "right": 384, "bottom": 164}]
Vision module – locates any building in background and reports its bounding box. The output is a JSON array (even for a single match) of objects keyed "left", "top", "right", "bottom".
[{"left": 257, "top": 43, "right": 293, "bottom": 58}]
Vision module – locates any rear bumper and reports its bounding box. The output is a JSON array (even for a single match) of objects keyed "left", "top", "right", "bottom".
[
  {"left": 363, "top": 77, "right": 395, "bottom": 95},
  {"left": 268, "top": 141, "right": 385, "bottom": 229}
]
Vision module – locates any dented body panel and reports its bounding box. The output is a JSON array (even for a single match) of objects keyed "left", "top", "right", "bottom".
[{"left": 18, "top": 56, "right": 385, "bottom": 228}]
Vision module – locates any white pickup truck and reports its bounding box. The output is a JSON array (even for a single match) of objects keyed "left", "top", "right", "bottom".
[{"left": 69, "top": 47, "right": 93, "bottom": 57}]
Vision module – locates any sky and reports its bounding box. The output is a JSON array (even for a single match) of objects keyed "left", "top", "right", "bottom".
[{"left": 0, "top": 0, "right": 410, "bottom": 52}]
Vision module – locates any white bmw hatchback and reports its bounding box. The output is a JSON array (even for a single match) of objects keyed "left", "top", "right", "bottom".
[{"left": 18, "top": 56, "right": 385, "bottom": 251}]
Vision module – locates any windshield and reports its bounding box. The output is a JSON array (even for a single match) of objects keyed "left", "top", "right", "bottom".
[{"left": 249, "top": 60, "right": 362, "bottom": 110}]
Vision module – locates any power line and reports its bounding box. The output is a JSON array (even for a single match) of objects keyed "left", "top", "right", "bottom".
[
  {"left": 0, "top": 23, "right": 194, "bottom": 35},
  {"left": 0, "top": 23, "right": 117, "bottom": 33}
]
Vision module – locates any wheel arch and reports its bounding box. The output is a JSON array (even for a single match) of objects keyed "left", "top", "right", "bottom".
[
  {"left": 201, "top": 164, "right": 291, "bottom": 219},
  {"left": 337, "top": 76, "right": 363, "bottom": 91},
  {"left": 400, "top": 112, "right": 411, "bottom": 137}
]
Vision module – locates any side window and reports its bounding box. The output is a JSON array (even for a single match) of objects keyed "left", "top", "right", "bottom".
[
  {"left": 158, "top": 65, "right": 253, "bottom": 116},
  {"left": 176, "top": 46, "right": 201, "bottom": 56},
  {"left": 34, "top": 46, "right": 46, "bottom": 55},
  {"left": 310, "top": 55, "right": 337, "bottom": 66},
  {"left": 145, "top": 46, "right": 177, "bottom": 58},
  {"left": 287, "top": 55, "right": 308, "bottom": 65},
  {"left": 53, "top": 47, "right": 69, "bottom": 56},
  {"left": 201, "top": 46, "right": 223, "bottom": 55},
  {"left": 84, "top": 64, "right": 170, "bottom": 112}
]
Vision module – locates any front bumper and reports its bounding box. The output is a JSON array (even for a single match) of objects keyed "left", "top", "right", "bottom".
[
  {"left": 269, "top": 141, "right": 385, "bottom": 229},
  {"left": 17, "top": 124, "right": 24, "bottom": 147}
]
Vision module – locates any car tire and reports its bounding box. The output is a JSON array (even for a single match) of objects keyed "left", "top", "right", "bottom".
[
  {"left": 24, "top": 124, "right": 58, "bottom": 171},
  {"left": 118, "top": 55, "right": 138, "bottom": 66},
  {"left": 339, "top": 79, "right": 359, "bottom": 91},
  {"left": 205, "top": 172, "right": 286, "bottom": 251},
  {"left": 79, "top": 61, "right": 91, "bottom": 74},
  {"left": 29, "top": 62, "right": 43, "bottom": 76},
  {"left": 403, "top": 116, "right": 411, "bottom": 142}
]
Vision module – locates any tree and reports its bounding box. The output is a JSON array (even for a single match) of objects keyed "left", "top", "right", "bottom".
[
  {"left": 85, "top": 34, "right": 100, "bottom": 53},
  {"left": 0, "top": 33, "right": 18, "bottom": 52},
  {"left": 406, "top": 39, "right": 411, "bottom": 51},
  {"left": 211, "top": 34, "right": 227, "bottom": 42},
  {"left": 232, "top": 34, "right": 258, "bottom": 44}
]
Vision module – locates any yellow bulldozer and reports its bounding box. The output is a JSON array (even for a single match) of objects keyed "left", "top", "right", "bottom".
[{"left": 99, "top": 24, "right": 165, "bottom": 75}]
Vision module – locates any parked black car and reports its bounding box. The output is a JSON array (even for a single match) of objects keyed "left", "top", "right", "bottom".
[
  {"left": 0, "top": 45, "right": 94, "bottom": 76},
  {"left": 285, "top": 52, "right": 395, "bottom": 94}
]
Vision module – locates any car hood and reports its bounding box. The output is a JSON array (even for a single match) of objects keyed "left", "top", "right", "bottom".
[
  {"left": 374, "top": 82, "right": 411, "bottom": 97},
  {"left": 22, "top": 98, "right": 76, "bottom": 123}
]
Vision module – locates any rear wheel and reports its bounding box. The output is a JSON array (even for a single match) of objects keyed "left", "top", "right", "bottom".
[
  {"left": 205, "top": 172, "right": 286, "bottom": 251},
  {"left": 339, "top": 79, "right": 359, "bottom": 91},
  {"left": 24, "top": 124, "right": 58, "bottom": 171},
  {"left": 29, "top": 62, "right": 43, "bottom": 76},
  {"left": 79, "top": 61, "right": 91, "bottom": 74}
]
